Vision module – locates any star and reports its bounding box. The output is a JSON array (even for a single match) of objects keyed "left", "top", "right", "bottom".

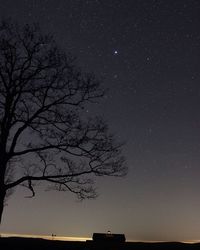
[{"left": 114, "top": 50, "right": 118, "bottom": 55}]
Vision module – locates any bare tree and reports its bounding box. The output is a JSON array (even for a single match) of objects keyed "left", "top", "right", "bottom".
[{"left": 0, "top": 20, "right": 127, "bottom": 223}]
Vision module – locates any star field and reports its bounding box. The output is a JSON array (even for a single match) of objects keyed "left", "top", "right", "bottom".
[{"left": 0, "top": 0, "right": 200, "bottom": 242}]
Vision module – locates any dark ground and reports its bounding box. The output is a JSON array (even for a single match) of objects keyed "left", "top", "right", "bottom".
[{"left": 1, "top": 237, "right": 200, "bottom": 250}]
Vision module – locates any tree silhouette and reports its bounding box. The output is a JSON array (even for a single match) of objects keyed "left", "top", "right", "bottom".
[{"left": 0, "top": 20, "right": 127, "bottom": 223}]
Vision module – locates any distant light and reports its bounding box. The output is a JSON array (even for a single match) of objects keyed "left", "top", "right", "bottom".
[{"left": 114, "top": 50, "right": 118, "bottom": 55}]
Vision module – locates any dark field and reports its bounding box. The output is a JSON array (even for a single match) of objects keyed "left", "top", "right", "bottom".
[{"left": 1, "top": 237, "right": 200, "bottom": 250}]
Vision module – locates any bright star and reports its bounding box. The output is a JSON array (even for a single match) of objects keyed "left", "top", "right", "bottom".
[{"left": 114, "top": 50, "right": 118, "bottom": 55}]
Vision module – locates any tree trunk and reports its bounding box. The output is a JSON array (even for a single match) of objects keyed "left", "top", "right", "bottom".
[
  {"left": 0, "top": 186, "right": 6, "bottom": 224},
  {"left": 0, "top": 154, "right": 8, "bottom": 224}
]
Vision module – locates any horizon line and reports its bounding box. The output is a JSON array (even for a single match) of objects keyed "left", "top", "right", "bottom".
[
  {"left": 0, "top": 233, "right": 91, "bottom": 241},
  {"left": 1, "top": 233, "right": 200, "bottom": 244}
]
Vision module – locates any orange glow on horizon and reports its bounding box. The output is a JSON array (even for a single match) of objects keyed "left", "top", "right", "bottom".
[{"left": 0, "top": 233, "right": 91, "bottom": 241}]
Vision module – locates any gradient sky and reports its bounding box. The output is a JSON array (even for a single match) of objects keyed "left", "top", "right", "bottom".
[{"left": 1, "top": 0, "right": 200, "bottom": 242}]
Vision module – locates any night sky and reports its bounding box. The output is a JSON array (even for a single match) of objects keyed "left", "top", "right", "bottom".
[{"left": 1, "top": 0, "right": 200, "bottom": 242}]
